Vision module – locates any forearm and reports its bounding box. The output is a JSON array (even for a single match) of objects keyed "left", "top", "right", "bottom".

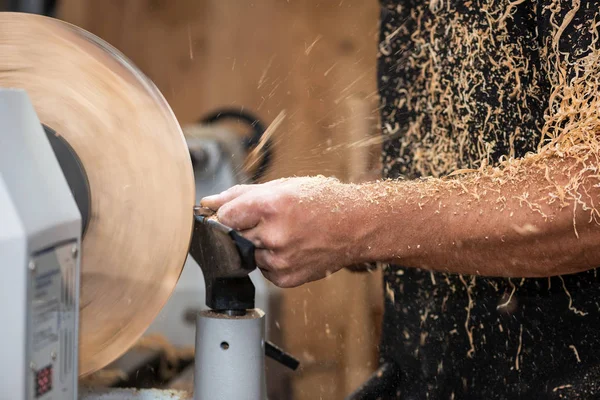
[{"left": 355, "top": 158, "right": 600, "bottom": 277}]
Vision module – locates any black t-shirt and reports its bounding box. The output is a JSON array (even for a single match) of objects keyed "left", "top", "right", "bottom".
[{"left": 378, "top": 0, "right": 600, "bottom": 398}]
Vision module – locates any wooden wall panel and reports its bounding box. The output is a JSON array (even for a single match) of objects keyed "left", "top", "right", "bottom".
[
  {"left": 58, "top": 0, "right": 380, "bottom": 180},
  {"left": 58, "top": 1, "right": 382, "bottom": 398}
]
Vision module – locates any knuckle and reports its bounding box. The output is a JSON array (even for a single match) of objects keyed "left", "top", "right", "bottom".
[
  {"left": 271, "top": 275, "right": 285, "bottom": 287},
  {"left": 279, "top": 191, "right": 295, "bottom": 206},
  {"left": 262, "top": 198, "right": 279, "bottom": 216},
  {"left": 216, "top": 204, "right": 233, "bottom": 224},
  {"left": 272, "top": 273, "right": 295, "bottom": 288},
  {"left": 272, "top": 254, "right": 290, "bottom": 271},
  {"left": 264, "top": 232, "right": 286, "bottom": 249},
  {"left": 269, "top": 192, "right": 294, "bottom": 213}
]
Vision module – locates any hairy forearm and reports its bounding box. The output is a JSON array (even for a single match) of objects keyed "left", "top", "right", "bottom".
[{"left": 354, "top": 158, "right": 600, "bottom": 277}]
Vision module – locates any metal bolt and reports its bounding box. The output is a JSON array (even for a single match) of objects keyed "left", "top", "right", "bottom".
[
  {"left": 71, "top": 245, "right": 78, "bottom": 258},
  {"left": 51, "top": 351, "right": 57, "bottom": 361},
  {"left": 29, "top": 362, "right": 36, "bottom": 371},
  {"left": 28, "top": 261, "right": 36, "bottom": 271}
]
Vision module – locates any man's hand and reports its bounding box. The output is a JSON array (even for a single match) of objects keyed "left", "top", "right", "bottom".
[{"left": 201, "top": 177, "right": 366, "bottom": 287}]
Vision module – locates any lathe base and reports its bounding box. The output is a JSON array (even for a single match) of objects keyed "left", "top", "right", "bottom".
[{"left": 194, "top": 309, "right": 266, "bottom": 400}]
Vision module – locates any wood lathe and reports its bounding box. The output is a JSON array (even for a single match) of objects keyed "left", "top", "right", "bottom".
[{"left": 0, "top": 12, "right": 297, "bottom": 400}]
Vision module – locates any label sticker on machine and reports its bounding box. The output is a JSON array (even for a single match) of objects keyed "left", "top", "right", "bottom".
[
  {"left": 31, "top": 246, "right": 72, "bottom": 352},
  {"left": 33, "top": 294, "right": 59, "bottom": 351},
  {"left": 30, "top": 241, "right": 78, "bottom": 394},
  {"left": 27, "top": 242, "right": 78, "bottom": 400}
]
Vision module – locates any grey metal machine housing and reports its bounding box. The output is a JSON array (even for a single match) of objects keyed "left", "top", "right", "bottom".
[
  {"left": 0, "top": 89, "right": 295, "bottom": 400},
  {"left": 0, "top": 89, "right": 81, "bottom": 400}
]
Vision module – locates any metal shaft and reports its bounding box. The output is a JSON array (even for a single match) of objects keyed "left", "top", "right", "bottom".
[{"left": 194, "top": 309, "right": 266, "bottom": 400}]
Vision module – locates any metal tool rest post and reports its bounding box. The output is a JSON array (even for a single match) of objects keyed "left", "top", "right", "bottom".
[{"left": 189, "top": 212, "right": 299, "bottom": 400}]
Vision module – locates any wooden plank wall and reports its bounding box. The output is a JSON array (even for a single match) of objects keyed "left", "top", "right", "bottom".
[{"left": 58, "top": 1, "right": 382, "bottom": 398}]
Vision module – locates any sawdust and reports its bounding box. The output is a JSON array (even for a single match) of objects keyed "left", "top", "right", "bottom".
[
  {"left": 515, "top": 324, "right": 523, "bottom": 371},
  {"left": 305, "top": 35, "right": 323, "bottom": 55},
  {"left": 79, "top": 334, "right": 196, "bottom": 387},
  {"left": 569, "top": 344, "right": 582, "bottom": 363},
  {"left": 459, "top": 274, "right": 476, "bottom": 358},
  {"left": 243, "top": 109, "right": 286, "bottom": 178},
  {"left": 559, "top": 275, "right": 588, "bottom": 316},
  {"left": 376, "top": 0, "right": 600, "bottom": 230},
  {"left": 132, "top": 334, "right": 195, "bottom": 380},
  {"left": 79, "top": 369, "right": 128, "bottom": 388},
  {"left": 553, "top": 384, "right": 574, "bottom": 392},
  {"left": 496, "top": 278, "right": 516, "bottom": 310},
  {"left": 385, "top": 282, "right": 396, "bottom": 303}
]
